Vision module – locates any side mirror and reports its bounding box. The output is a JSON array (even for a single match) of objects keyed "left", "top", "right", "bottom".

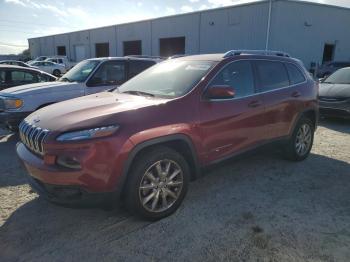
[{"left": 206, "top": 85, "right": 235, "bottom": 99}]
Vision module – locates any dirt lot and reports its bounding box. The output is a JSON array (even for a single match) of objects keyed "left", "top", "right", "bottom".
[{"left": 0, "top": 119, "right": 349, "bottom": 262}]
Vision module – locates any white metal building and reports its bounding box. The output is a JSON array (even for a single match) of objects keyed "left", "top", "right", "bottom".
[{"left": 28, "top": 0, "right": 350, "bottom": 70}]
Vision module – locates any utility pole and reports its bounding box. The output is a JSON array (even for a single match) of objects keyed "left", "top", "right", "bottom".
[{"left": 265, "top": 0, "right": 273, "bottom": 53}]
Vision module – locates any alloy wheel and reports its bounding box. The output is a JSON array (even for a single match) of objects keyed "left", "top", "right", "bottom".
[
  {"left": 138, "top": 159, "right": 184, "bottom": 213},
  {"left": 295, "top": 123, "right": 312, "bottom": 156}
]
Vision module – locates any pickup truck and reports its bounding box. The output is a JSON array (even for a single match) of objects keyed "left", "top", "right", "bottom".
[{"left": 0, "top": 57, "right": 159, "bottom": 131}]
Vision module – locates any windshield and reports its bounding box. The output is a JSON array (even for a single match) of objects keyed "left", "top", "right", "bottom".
[
  {"left": 323, "top": 68, "right": 350, "bottom": 84},
  {"left": 59, "top": 60, "right": 100, "bottom": 83},
  {"left": 117, "top": 60, "right": 215, "bottom": 98}
]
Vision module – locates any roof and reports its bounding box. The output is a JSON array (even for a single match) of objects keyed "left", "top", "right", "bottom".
[
  {"left": 85, "top": 56, "right": 162, "bottom": 62},
  {"left": 0, "top": 64, "right": 49, "bottom": 73},
  {"left": 28, "top": 0, "right": 350, "bottom": 41},
  {"left": 177, "top": 52, "right": 301, "bottom": 62},
  {"left": 0, "top": 60, "right": 25, "bottom": 63},
  {"left": 177, "top": 54, "right": 224, "bottom": 62}
]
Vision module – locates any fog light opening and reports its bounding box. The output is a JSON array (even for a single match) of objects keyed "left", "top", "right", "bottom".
[{"left": 56, "top": 156, "right": 81, "bottom": 170}]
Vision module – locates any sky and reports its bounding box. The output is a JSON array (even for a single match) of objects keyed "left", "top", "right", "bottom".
[{"left": 0, "top": 0, "right": 349, "bottom": 55}]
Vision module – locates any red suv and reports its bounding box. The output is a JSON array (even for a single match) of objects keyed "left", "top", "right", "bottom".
[{"left": 17, "top": 50, "right": 318, "bottom": 220}]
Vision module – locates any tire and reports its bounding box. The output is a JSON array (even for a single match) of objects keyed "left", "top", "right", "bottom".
[
  {"left": 283, "top": 117, "right": 314, "bottom": 161},
  {"left": 125, "top": 146, "right": 190, "bottom": 220},
  {"left": 53, "top": 69, "right": 61, "bottom": 77}
]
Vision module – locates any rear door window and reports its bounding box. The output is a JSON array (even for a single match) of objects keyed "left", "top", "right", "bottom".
[
  {"left": 128, "top": 60, "right": 156, "bottom": 79},
  {"left": 285, "top": 63, "right": 306, "bottom": 85},
  {"left": 210, "top": 60, "right": 255, "bottom": 98},
  {"left": 10, "top": 70, "right": 36, "bottom": 84},
  {"left": 255, "top": 61, "right": 289, "bottom": 92}
]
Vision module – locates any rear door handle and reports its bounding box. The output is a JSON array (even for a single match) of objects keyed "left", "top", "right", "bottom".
[
  {"left": 291, "top": 91, "right": 301, "bottom": 97},
  {"left": 248, "top": 100, "right": 262, "bottom": 108}
]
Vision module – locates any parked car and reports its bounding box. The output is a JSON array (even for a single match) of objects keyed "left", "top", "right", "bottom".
[
  {"left": 319, "top": 67, "right": 350, "bottom": 119},
  {"left": 29, "top": 61, "right": 66, "bottom": 76},
  {"left": 0, "top": 65, "right": 56, "bottom": 91},
  {"left": 45, "top": 56, "right": 76, "bottom": 70},
  {"left": 316, "top": 61, "right": 350, "bottom": 78},
  {"left": 0, "top": 57, "right": 158, "bottom": 130},
  {"left": 16, "top": 50, "right": 318, "bottom": 220},
  {"left": 27, "top": 56, "right": 50, "bottom": 64},
  {"left": 0, "top": 60, "right": 32, "bottom": 68}
]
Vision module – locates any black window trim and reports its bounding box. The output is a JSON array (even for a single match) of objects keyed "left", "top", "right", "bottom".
[
  {"left": 127, "top": 59, "right": 156, "bottom": 79},
  {"left": 253, "top": 59, "right": 308, "bottom": 95},
  {"left": 203, "top": 58, "right": 308, "bottom": 102},
  {"left": 284, "top": 62, "right": 307, "bottom": 86}
]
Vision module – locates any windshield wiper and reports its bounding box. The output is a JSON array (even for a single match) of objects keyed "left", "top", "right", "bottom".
[{"left": 122, "top": 90, "right": 155, "bottom": 97}]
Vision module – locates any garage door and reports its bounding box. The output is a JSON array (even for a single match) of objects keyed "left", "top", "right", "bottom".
[
  {"left": 75, "top": 45, "right": 86, "bottom": 62},
  {"left": 159, "top": 37, "right": 185, "bottom": 57}
]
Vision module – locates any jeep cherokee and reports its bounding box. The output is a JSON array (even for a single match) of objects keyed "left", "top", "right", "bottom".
[{"left": 17, "top": 50, "right": 318, "bottom": 220}]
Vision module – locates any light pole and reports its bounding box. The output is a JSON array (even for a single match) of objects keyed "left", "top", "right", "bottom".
[{"left": 265, "top": 0, "right": 273, "bottom": 53}]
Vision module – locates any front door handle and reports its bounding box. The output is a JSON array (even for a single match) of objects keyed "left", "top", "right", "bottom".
[
  {"left": 248, "top": 100, "right": 262, "bottom": 108},
  {"left": 291, "top": 91, "right": 301, "bottom": 97}
]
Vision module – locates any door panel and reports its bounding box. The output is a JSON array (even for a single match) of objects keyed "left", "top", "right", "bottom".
[
  {"left": 199, "top": 60, "right": 266, "bottom": 163},
  {"left": 199, "top": 95, "right": 266, "bottom": 163}
]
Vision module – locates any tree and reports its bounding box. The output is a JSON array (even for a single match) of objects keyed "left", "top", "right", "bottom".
[{"left": 19, "top": 49, "right": 31, "bottom": 61}]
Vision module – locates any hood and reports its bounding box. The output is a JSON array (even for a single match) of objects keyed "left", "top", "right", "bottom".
[
  {"left": 25, "top": 92, "right": 169, "bottom": 131},
  {"left": 319, "top": 83, "right": 350, "bottom": 98},
  {"left": 0, "top": 81, "right": 79, "bottom": 97}
]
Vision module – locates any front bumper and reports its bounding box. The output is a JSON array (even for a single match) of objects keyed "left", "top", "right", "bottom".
[
  {"left": 319, "top": 100, "right": 350, "bottom": 119},
  {"left": 16, "top": 137, "right": 133, "bottom": 205},
  {"left": 26, "top": 171, "right": 114, "bottom": 206},
  {"left": 0, "top": 111, "right": 31, "bottom": 130}
]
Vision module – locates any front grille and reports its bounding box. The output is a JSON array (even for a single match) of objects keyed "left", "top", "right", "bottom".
[{"left": 19, "top": 121, "right": 49, "bottom": 156}]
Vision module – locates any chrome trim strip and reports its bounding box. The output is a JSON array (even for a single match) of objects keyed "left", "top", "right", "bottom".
[{"left": 19, "top": 121, "right": 50, "bottom": 156}]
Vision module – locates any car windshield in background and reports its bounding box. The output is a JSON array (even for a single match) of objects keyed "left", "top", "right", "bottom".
[
  {"left": 59, "top": 60, "right": 100, "bottom": 83},
  {"left": 323, "top": 68, "right": 350, "bottom": 84},
  {"left": 117, "top": 60, "right": 215, "bottom": 98}
]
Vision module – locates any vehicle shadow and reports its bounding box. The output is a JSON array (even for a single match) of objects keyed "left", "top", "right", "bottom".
[
  {"left": 0, "top": 132, "right": 27, "bottom": 188},
  {"left": 319, "top": 117, "right": 350, "bottom": 134},
  {"left": 1, "top": 152, "right": 350, "bottom": 261}
]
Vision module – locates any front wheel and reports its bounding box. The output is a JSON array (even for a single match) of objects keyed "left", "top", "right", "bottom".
[
  {"left": 53, "top": 69, "right": 61, "bottom": 76},
  {"left": 283, "top": 117, "right": 314, "bottom": 161},
  {"left": 125, "top": 146, "right": 190, "bottom": 220}
]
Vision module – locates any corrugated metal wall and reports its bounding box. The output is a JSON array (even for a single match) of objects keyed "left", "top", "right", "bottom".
[
  {"left": 28, "top": 0, "right": 350, "bottom": 68},
  {"left": 199, "top": 2, "right": 269, "bottom": 52},
  {"left": 116, "top": 21, "right": 152, "bottom": 56},
  {"left": 270, "top": 0, "right": 350, "bottom": 68}
]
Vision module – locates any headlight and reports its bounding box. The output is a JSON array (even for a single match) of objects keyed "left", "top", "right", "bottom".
[
  {"left": 56, "top": 125, "right": 119, "bottom": 141},
  {"left": 4, "top": 98, "right": 23, "bottom": 109}
]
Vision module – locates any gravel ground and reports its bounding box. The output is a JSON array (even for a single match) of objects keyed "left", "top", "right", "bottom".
[{"left": 0, "top": 119, "right": 349, "bottom": 262}]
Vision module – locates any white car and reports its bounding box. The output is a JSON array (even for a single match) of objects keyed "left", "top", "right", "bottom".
[
  {"left": 45, "top": 57, "right": 76, "bottom": 70},
  {"left": 29, "top": 61, "right": 66, "bottom": 76}
]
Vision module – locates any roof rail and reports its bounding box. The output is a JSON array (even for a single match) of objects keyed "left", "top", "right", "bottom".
[
  {"left": 223, "top": 50, "right": 290, "bottom": 58},
  {"left": 124, "top": 55, "right": 164, "bottom": 60}
]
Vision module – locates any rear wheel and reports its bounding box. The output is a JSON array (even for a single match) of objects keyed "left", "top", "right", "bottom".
[
  {"left": 283, "top": 117, "right": 314, "bottom": 161},
  {"left": 53, "top": 69, "right": 61, "bottom": 76},
  {"left": 125, "top": 146, "right": 190, "bottom": 220}
]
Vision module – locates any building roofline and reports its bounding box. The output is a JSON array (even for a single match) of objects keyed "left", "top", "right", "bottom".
[
  {"left": 283, "top": 0, "right": 350, "bottom": 11},
  {"left": 28, "top": 0, "right": 268, "bottom": 40},
  {"left": 28, "top": 0, "right": 350, "bottom": 41}
]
